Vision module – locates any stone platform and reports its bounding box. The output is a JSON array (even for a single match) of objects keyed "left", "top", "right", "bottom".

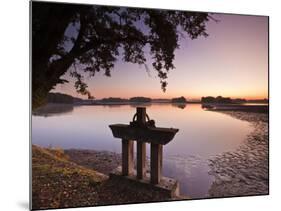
[{"left": 110, "top": 166, "right": 180, "bottom": 198}]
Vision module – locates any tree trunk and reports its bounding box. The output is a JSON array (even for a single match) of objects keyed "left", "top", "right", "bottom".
[{"left": 32, "top": 54, "right": 75, "bottom": 109}]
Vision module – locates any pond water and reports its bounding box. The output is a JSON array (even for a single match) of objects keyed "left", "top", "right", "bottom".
[{"left": 32, "top": 103, "right": 252, "bottom": 198}]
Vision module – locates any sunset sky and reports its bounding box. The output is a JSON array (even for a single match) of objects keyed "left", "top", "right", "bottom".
[{"left": 54, "top": 12, "right": 268, "bottom": 100}]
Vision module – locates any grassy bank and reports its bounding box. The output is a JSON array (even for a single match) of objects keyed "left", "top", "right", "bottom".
[{"left": 32, "top": 145, "right": 173, "bottom": 210}]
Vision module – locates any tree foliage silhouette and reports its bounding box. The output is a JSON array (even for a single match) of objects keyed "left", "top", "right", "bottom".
[{"left": 32, "top": 2, "right": 210, "bottom": 108}]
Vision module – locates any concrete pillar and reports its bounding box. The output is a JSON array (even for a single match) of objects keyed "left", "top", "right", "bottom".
[
  {"left": 150, "top": 143, "right": 163, "bottom": 184},
  {"left": 137, "top": 141, "right": 146, "bottom": 179},
  {"left": 136, "top": 107, "right": 147, "bottom": 179},
  {"left": 122, "top": 139, "right": 134, "bottom": 176}
]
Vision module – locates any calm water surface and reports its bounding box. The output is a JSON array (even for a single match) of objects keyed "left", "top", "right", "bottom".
[{"left": 32, "top": 104, "right": 252, "bottom": 198}]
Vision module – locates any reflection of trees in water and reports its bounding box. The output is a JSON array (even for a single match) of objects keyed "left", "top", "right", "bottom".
[
  {"left": 172, "top": 103, "right": 187, "bottom": 109},
  {"left": 129, "top": 103, "right": 152, "bottom": 108},
  {"left": 100, "top": 104, "right": 124, "bottom": 108},
  {"left": 98, "top": 103, "right": 152, "bottom": 108},
  {"left": 201, "top": 104, "right": 214, "bottom": 110},
  {"left": 32, "top": 103, "right": 74, "bottom": 117}
]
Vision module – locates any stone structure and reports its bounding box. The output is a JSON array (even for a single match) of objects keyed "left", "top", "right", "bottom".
[{"left": 109, "top": 107, "right": 180, "bottom": 197}]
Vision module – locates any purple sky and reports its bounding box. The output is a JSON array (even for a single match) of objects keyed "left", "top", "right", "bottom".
[{"left": 54, "top": 12, "right": 268, "bottom": 100}]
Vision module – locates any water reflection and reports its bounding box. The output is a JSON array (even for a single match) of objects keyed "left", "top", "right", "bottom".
[
  {"left": 33, "top": 103, "right": 74, "bottom": 117},
  {"left": 172, "top": 103, "right": 187, "bottom": 109},
  {"left": 164, "top": 155, "right": 211, "bottom": 198},
  {"left": 32, "top": 103, "right": 252, "bottom": 198},
  {"left": 129, "top": 103, "right": 152, "bottom": 108}
]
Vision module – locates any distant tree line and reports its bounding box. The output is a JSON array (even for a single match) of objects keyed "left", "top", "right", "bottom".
[
  {"left": 201, "top": 96, "right": 247, "bottom": 104},
  {"left": 47, "top": 93, "right": 266, "bottom": 105},
  {"left": 47, "top": 92, "right": 83, "bottom": 104},
  {"left": 129, "top": 97, "right": 151, "bottom": 103},
  {"left": 247, "top": 99, "right": 268, "bottom": 103},
  {"left": 100, "top": 97, "right": 129, "bottom": 103},
  {"left": 47, "top": 94, "right": 154, "bottom": 104},
  {"left": 171, "top": 96, "right": 187, "bottom": 103},
  {"left": 100, "top": 97, "right": 152, "bottom": 103}
]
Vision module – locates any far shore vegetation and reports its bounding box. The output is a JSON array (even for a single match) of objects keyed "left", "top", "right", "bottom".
[{"left": 46, "top": 92, "right": 268, "bottom": 106}]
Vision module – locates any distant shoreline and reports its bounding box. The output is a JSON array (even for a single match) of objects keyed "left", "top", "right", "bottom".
[
  {"left": 74, "top": 101, "right": 268, "bottom": 106},
  {"left": 203, "top": 104, "right": 268, "bottom": 113},
  {"left": 33, "top": 102, "right": 269, "bottom": 117},
  {"left": 74, "top": 101, "right": 201, "bottom": 106},
  {"left": 47, "top": 92, "right": 268, "bottom": 107}
]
